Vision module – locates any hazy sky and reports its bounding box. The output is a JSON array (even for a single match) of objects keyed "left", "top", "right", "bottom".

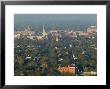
[
  {"left": 14, "top": 14, "right": 97, "bottom": 30},
  {"left": 15, "top": 14, "right": 97, "bottom": 23}
]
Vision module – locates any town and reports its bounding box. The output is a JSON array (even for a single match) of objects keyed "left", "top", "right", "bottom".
[{"left": 14, "top": 25, "right": 97, "bottom": 76}]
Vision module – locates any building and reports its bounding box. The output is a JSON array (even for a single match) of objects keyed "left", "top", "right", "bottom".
[
  {"left": 14, "top": 33, "right": 21, "bottom": 39},
  {"left": 36, "top": 26, "right": 48, "bottom": 40},
  {"left": 87, "top": 26, "right": 97, "bottom": 33},
  {"left": 82, "top": 71, "right": 97, "bottom": 76},
  {"left": 42, "top": 25, "right": 48, "bottom": 36},
  {"left": 57, "top": 65, "right": 75, "bottom": 75},
  {"left": 79, "top": 32, "right": 89, "bottom": 36}
]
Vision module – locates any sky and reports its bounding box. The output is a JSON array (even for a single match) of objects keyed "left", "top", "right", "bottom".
[{"left": 14, "top": 14, "right": 97, "bottom": 31}]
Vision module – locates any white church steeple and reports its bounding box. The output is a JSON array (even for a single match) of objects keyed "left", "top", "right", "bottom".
[{"left": 43, "top": 25, "right": 46, "bottom": 36}]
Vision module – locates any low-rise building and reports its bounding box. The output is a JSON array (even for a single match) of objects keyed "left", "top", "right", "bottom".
[
  {"left": 87, "top": 26, "right": 97, "bottom": 33},
  {"left": 57, "top": 65, "right": 75, "bottom": 75}
]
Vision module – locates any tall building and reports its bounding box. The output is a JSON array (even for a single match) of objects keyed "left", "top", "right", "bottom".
[
  {"left": 36, "top": 25, "right": 48, "bottom": 40},
  {"left": 43, "top": 25, "right": 46, "bottom": 36}
]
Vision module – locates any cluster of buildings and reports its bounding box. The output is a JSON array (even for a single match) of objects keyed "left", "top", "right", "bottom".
[
  {"left": 14, "top": 26, "right": 35, "bottom": 39},
  {"left": 51, "top": 26, "right": 96, "bottom": 37},
  {"left": 49, "top": 26, "right": 96, "bottom": 42},
  {"left": 14, "top": 26, "right": 48, "bottom": 40},
  {"left": 14, "top": 26, "right": 97, "bottom": 42}
]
